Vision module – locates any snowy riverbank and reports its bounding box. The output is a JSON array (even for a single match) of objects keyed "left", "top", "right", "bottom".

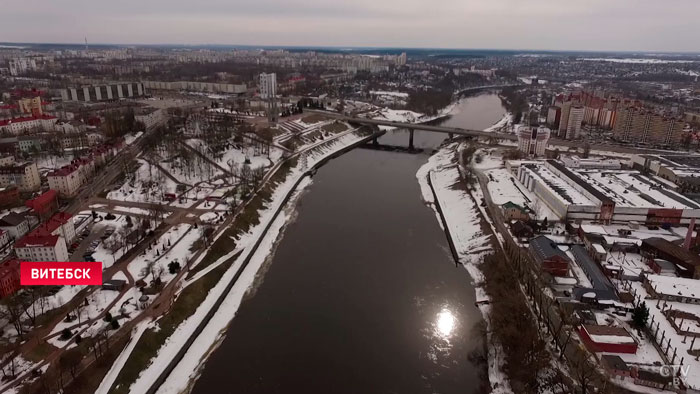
[
  {"left": 106, "top": 129, "right": 374, "bottom": 394},
  {"left": 416, "top": 143, "right": 512, "bottom": 394}
]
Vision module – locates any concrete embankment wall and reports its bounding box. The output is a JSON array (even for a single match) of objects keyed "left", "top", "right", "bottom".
[{"left": 424, "top": 170, "right": 461, "bottom": 266}]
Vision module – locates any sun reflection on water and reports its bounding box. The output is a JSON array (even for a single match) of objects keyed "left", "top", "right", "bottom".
[{"left": 436, "top": 308, "right": 456, "bottom": 338}]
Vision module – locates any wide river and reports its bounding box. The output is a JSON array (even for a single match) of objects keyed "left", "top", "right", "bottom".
[{"left": 191, "top": 93, "right": 506, "bottom": 394}]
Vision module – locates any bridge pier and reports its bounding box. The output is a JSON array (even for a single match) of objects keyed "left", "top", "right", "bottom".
[
  {"left": 408, "top": 129, "right": 415, "bottom": 151},
  {"left": 373, "top": 136, "right": 379, "bottom": 146},
  {"left": 448, "top": 133, "right": 453, "bottom": 140}
]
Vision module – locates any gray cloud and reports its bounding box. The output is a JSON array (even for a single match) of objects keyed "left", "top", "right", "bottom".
[{"left": 2, "top": 0, "right": 700, "bottom": 51}]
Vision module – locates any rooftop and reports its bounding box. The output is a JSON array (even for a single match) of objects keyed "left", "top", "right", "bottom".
[
  {"left": 0, "top": 212, "right": 26, "bottom": 227},
  {"left": 0, "top": 258, "right": 19, "bottom": 278},
  {"left": 530, "top": 235, "right": 571, "bottom": 262},
  {"left": 15, "top": 234, "right": 60, "bottom": 248},
  {"left": 642, "top": 237, "right": 700, "bottom": 268},
  {"left": 645, "top": 274, "right": 700, "bottom": 299},
  {"left": 570, "top": 245, "right": 618, "bottom": 301},
  {"left": 0, "top": 114, "right": 57, "bottom": 126},
  {"left": 30, "top": 212, "right": 72, "bottom": 238}
]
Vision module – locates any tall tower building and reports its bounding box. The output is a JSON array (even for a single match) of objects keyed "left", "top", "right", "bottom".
[
  {"left": 517, "top": 125, "right": 551, "bottom": 157},
  {"left": 259, "top": 73, "right": 278, "bottom": 123},
  {"left": 259, "top": 72, "right": 277, "bottom": 99},
  {"left": 558, "top": 101, "right": 572, "bottom": 137},
  {"left": 566, "top": 105, "right": 584, "bottom": 139}
]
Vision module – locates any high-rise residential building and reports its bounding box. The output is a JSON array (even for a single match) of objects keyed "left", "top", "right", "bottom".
[
  {"left": 396, "top": 52, "right": 407, "bottom": 66},
  {"left": 517, "top": 125, "right": 551, "bottom": 157},
  {"left": 558, "top": 101, "right": 572, "bottom": 137},
  {"left": 8, "top": 58, "right": 37, "bottom": 76},
  {"left": 60, "top": 82, "right": 145, "bottom": 102},
  {"left": 259, "top": 72, "right": 277, "bottom": 99},
  {"left": 566, "top": 105, "right": 584, "bottom": 139},
  {"left": 547, "top": 106, "right": 561, "bottom": 128},
  {"left": 613, "top": 107, "right": 686, "bottom": 147}
]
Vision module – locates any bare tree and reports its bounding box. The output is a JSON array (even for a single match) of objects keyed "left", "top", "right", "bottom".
[
  {"left": 73, "top": 297, "right": 88, "bottom": 325},
  {"left": 103, "top": 236, "right": 122, "bottom": 265},
  {"left": 4, "top": 293, "right": 27, "bottom": 339},
  {"left": 570, "top": 352, "right": 597, "bottom": 394}
]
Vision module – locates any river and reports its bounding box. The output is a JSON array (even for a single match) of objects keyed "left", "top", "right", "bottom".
[{"left": 190, "top": 93, "right": 506, "bottom": 394}]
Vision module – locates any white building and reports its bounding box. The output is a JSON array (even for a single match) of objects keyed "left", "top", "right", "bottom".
[
  {"left": 31, "top": 212, "right": 76, "bottom": 244},
  {"left": 0, "top": 229, "right": 10, "bottom": 249},
  {"left": 0, "top": 115, "right": 58, "bottom": 135},
  {"left": 15, "top": 235, "right": 69, "bottom": 262},
  {"left": 0, "top": 161, "right": 41, "bottom": 192},
  {"left": 135, "top": 108, "right": 166, "bottom": 130},
  {"left": 8, "top": 58, "right": 37, "bottom": 76},
  {"left": 141, "top": 80, "right": 246, "bottom": 94},
  {"left": 560, "top": 155, "right": 623, "bottom": 170},
  {"left": 259, "top": 73, "right": 277, "bottom": 99},
  {"left": 47, "top": 158, "right": 95, "bottom": 197},
  {"left": 565, "top": 105, "right": 584, "bottom": 139},
  {"left": 517, "top": 125, "right": 551, "bottom": 157},
  {"left": 0, "top": 213, "right": 29, "bottom": 240}
]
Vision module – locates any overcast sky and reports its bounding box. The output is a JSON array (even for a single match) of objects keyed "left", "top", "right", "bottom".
[{"left": 2, "top": 0, "right": 699, "bottom": 52}]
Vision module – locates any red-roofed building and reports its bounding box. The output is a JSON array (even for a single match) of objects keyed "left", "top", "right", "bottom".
[
  {"left": 0, "top": 114, "right": 57, "bottom": 135},
  {"left": 26, "top": 189, "right": 59, "bottom": 219},
  {"left": 47, "top": 160, "right": 93, "bottom": 197},
  {"left": 9, "top": 89, "right": 45, "bottom": 99},
  {"left": 15, "top": 234, "right": 69, "bottom": 262},
  {"left": 29, "top": 211, "right": 75, "bottom": 244},
  {"left": 0, "top": 259, "right": 21, "bottom": 298},
  {"left": 579, "top": 325, "right": 638, "bottom": 354}
]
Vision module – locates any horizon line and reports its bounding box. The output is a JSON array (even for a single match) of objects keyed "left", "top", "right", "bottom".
[{"left": 2, "top": 41, "right": 700, "bottom": 55}]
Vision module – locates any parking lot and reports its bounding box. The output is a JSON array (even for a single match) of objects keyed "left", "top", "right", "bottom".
[{"left": 69, "top": 221, "right": 111, "bottom": 262}]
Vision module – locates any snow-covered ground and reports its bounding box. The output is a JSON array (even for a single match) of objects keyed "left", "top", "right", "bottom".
[
  {"left": 416, "top": 143, "right": 510, "bottom": 393},
  {"left": 125, "top": 132, "right": 144, "bottom": 145},
  {"left": 185, "top": 138, "right": 274, "bottom": 173},
  {"left": 0, "top": 356, "right": 38, "bottom": 393},
  {"left": 624, "top": 281, "right": 700, "bottom": 390},
  {"left": 48, "top": 288, "right": 121, "bottom": 339},
  {"left": 484, "top": 112, "right": 513, "bottom": 133},
  {"left": 127, "top": 223, "right": 194, "bottom": 285},
  {"left": 106, "top": 159, "right": 180, "bottom": 204}
]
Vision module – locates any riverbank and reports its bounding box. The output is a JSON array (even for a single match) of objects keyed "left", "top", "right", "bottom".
[
  {"left": 416, "top": 142, "right": 512, "bottom": 394},
  {"left": 103, "top": 128, "right": 377, "bottom": 394}
]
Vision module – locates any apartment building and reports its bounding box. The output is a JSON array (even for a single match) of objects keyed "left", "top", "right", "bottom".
[
  {"left": 60, "top": 82, "right": 145, "bottom": 102},
  {"left": 0, "top": 114, "right": 57, "bottom": 135},
  {"left": 0, "top": 213, "right": 29, "bottom": 240},
  {"left": 15, "top": 235, "right": 69, "bottom": 262},
  {"left": 0, "top": 161, "right": 41, "bottom": 192},
  {"left": 517, "top": 125, "right": 551, "bottom": 157},
  {"left": 47, "top": 159, "right": 93, "bottom": 197},
  {"left": 30, "top": 212, "right": 76, "bottom": 244},
  {"left": 613, "top": 107, "right": 686, "bottom": 147},
  {"left": 565, "top": 105, "right": 584, "bottom": 139}
]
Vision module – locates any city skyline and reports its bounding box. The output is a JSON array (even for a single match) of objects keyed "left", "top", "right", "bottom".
[{"left": 2, "top": 0, "right": 700, "bottom": 52}]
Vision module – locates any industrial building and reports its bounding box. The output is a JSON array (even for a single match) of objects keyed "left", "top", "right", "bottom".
[{"left": 515, "top": 160, "right": 700, "bottom": 224}]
